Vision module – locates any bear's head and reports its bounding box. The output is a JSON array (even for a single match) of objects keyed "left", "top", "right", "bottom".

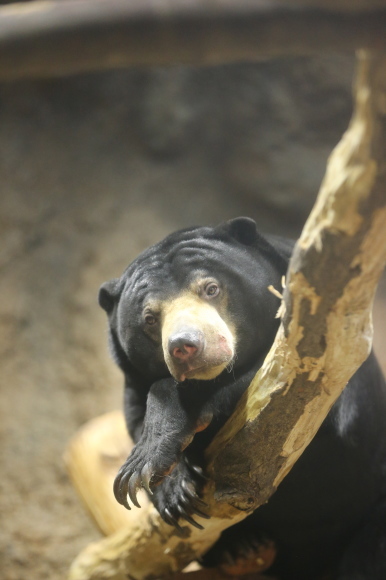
[{"left": 99, "top": 217, "right": 290, "bottom": 384}]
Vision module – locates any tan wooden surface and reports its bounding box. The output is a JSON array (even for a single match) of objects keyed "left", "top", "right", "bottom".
[{"left": 64, "top": 410, "right": 150, "bottom": 537}]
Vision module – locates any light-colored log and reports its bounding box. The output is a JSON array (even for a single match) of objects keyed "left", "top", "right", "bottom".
[
  {"left": 1, "top": 1, "right": 386, "bottom": 80},
  {"left": 64, "top": 411, "right": 150, "bottom": 537},
  {"left": 68, "top": 51, "right": 386, "bottom": 580}
]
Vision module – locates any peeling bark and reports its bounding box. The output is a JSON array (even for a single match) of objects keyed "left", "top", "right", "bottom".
[{"left": 68, "top": 52, "right": 386, "bottom": 580}]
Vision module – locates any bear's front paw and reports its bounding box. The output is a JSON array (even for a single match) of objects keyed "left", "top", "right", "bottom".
[
  {"left": 113, "top": 442, "right": 179, "bottom": 510},
  {"left": 152, "top": 456, "right": 210, "bottom": 533}
]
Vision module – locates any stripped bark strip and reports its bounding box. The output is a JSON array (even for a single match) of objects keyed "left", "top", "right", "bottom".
[{"left": 69, "top": 52, "right": 386, "bottom": 580}]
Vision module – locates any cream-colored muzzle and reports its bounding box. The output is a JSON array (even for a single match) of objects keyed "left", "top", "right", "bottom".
[{"left": 161, "top": 294, "right": 235, "bottom": 382}]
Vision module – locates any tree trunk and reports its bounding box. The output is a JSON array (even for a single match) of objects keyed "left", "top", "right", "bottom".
[{"left": 68, "top": 51, "right": 386, "bottom": 580}]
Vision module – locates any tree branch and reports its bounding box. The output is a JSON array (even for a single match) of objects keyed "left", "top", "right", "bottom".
[
  {"left": 1, "top": 1, "right": 386, "bottom": 80},
  {"left": 68, "top": 50, "right": 386, "bottom": 580}
]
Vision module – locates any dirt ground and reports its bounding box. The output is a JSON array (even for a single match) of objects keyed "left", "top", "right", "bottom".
[{"left": 0, "top": 60, "right": 385, "bottom": 580}]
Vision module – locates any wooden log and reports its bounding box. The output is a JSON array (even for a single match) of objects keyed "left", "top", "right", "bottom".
[
  {"left": 64, "top": 411, "right": 150, "bottom": 537},
  {"left": 68, "top": 51, "right": 386, "bottom": 580},
  {"left": 1, "top": 1, "right": 386, "bottom": 80},
  {"left": 65, "top": 410, "right": 279, "bottom": 578}
]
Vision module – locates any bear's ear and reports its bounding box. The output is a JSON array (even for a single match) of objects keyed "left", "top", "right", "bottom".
[
  {"left": 98, "top": 278, "right": 121, "bottom": 313},
  {"left": 217, "top": 217, "right": 258, "bottom": 246}
]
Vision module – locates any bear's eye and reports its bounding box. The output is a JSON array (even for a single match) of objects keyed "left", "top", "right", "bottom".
[
  {"left": 205, "top": 282, "right": 219, "bottom": 298},
  {"left": 144, "top": 313, "right": 157, "bottom": 326}
]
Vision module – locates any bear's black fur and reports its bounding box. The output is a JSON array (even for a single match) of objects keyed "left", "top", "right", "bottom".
[{"left": 99, "top": 217, "right": 386, "bottom": 580}]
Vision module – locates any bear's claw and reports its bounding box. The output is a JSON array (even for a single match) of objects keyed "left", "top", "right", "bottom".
[
  {"left": 113, "top": 443, "right": 173, "bottom": 509},
  {"left": 177, "top": 504, "right": 204, "bottom": 529},
  {"left": 114, "top": 463, "right": 157, "bottom": 509},
  {"left": 113, "top": 447, "right": 210, "bottom": 530},
  {"left": 151, "top": 460, "right": 210, "bottom": 531},
  {"left": 156, "top": 478, "right": 209, "bottom": 532},
  {"left": 128, "top": 473, "right": 142, "bottom": 508}
]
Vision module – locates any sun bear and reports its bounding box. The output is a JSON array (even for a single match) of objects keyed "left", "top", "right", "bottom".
[{"left": 99, "top": 217, "right": 386, "bottom": 580}]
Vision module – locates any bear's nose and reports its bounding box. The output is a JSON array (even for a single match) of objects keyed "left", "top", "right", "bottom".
[{"left": 168, "top": 330, "right": 204, "bottom": 361}]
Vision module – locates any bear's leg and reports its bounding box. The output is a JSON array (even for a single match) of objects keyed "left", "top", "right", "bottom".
[
  {"left": 114, "top": 377, "right": 213, "bottom": 526},
  {"left": 200, "top": 520, "right": 277, "bottom": 577},
  {"left": 337, "top": 498, "right": 386, "bottom": 580}
]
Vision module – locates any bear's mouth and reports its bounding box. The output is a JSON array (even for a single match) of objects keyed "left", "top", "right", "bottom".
[
  {"left": 176, "top": 361, "right": 231, "bottom": 383},
  {"left": 167, "top": 338, "right": 235, "bottom": 382}
]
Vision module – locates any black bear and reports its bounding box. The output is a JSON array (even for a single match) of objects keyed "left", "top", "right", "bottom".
[{"left": 99, "top": 217, "right": 386, "bottom": 580}]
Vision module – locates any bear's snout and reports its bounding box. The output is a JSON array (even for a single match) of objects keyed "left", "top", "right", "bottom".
[
  {"left": 161, "top": 294, "right": 235, "bottom": 382},
  {"left": 169, "top": 328, "right": 204, "bottom": 362}
]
